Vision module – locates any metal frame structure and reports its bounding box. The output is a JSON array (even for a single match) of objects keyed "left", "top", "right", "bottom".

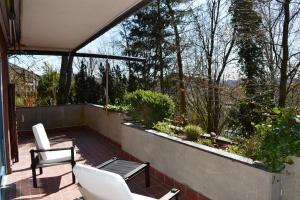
[
  {"left": 0, "top": 0, "right": 153, "bottom": 191},
  {"left": 8, "top": 50, "right": 146, "bottom": 63}
]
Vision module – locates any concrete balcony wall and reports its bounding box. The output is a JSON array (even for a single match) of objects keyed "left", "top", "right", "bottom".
[
  {"left": 121, "top": 123, "right": 281, "bottom": 200},
  {"left": 16, "top": 105, "right": 85, "bottom": 131},
  {"left": 83, "top": 104, "right": 124, "bottom": 144},
  {"left": 281, "top": 157, "right": 300, "bottom": 200},
  {"left": 16, "top": 104, "right": 300, "bottom": 200}
]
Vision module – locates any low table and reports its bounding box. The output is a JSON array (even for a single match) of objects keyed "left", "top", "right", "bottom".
[{"left": 96, "top": 157, "right": 150, "bottom": 187}]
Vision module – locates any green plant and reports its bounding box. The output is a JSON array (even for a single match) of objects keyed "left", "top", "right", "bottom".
[
  {"left": 126, "top": 90, "right": 175, "bottom": 127},
  {"left": 183, "top": 125, "right": 204, "bottom": 141},
  {"left": 226, "top": 134, "right": 262, "bottom": 158},
  {"left": 254, "top": 108, "right": 300, "bottom": 172},
  {"left": 15, "top": 96, "right": 24, "bottom": 106},
  {"left": 153, "top": 121, "right": 176, "bottom": 136},
  {"left": 74, "top": 61, "right": 100, "bottom": 104},
  {"left": 37, "top": 63, "right": 59, "bottom": 105},
  {"left": 199, "top": 139, "right": 213, "bottom": 147},
  {"left": 106, "top": 104, "right": 129, "bottom": 113}
]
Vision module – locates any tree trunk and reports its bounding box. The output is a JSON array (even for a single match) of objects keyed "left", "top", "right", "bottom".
[
  {"left": 165, "top": 0, "right": 187, "bottom": 115},
  {"left": 156, "top": 0, "right": 164, "bottom": 93},
  {"left": 57, "top": 55, "right": 74, "bottom": 104},
  {"left": 65, "top": 56, "right": 74, "bottom": 102},
  {"left": 278, "top": 0, "right": 290, "bottom": 108},
  {"left": 207, "top": 59, "right": 214, "bottom": 133},
  {"left": 159, "top": 47, "right": 165, "bottom": 93}
]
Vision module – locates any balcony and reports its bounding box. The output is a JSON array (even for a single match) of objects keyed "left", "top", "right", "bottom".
[
  {"left": 6, "top": 126, "right": 191, "bottom": 200},
  {"left": 2, "top": 104, "right": 298, "bottom": 200}
]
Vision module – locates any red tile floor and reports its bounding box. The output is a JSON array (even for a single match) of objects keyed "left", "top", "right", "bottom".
[{"left": 4, "top": 127, "right": 191, "bottom": 200}]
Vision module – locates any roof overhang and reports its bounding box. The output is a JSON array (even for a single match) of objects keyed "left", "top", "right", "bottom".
[{"left": 0, "top": 0, "right": 152, "bottom": 53}]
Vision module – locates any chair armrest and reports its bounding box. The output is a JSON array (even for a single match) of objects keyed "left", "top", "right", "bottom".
[
  {"left": 50, "top": 138, "right": 75, "bottom": 147},
  {"left": 160, "top": 188, "right": 180, "bottom": 200},
  {"left": 31, "top": 147, "right": 74, "bottom": 153},
  {"left": 30, "top": 147, "right": 75, "bottom": 166}
]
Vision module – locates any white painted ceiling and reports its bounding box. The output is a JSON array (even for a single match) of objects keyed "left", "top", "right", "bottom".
[{"left": 19, "top": 0, "right": 143, "bottom": 52}]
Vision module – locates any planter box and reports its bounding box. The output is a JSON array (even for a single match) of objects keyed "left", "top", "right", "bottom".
[
  {"left": 83, "top": 104, "right": 125, "bottom": 144},
  {"left": 122, "top": 122, "right": 281, "bottom": 200}
]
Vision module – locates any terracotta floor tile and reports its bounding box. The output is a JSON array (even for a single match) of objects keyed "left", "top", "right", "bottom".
[{"left": 5, "top": 127, "right": 189, "bottom": 199}]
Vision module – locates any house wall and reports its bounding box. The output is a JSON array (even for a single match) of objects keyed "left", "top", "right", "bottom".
[{"left": 16, "top": 104, "right": 300, "bottom": 200}]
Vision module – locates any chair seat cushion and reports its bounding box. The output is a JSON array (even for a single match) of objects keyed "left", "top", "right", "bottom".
[
  {"left": 132, "top": 193, "right": 157, "bottom": 200},
  {"left": 39, "top": 149, "right": 76, "bottom": 164}
]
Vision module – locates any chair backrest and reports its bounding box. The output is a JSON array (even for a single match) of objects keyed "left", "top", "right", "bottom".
[
  {"left": 73, "top": 163, "right": 133, "bottom": 200},
  {"left": 32, "top": 123, "right": 50, "bottom": 160}
]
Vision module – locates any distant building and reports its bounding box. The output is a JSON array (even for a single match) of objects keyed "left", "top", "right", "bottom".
[{"left": 9, "top": 64, "right": 40, "bottom": 106}]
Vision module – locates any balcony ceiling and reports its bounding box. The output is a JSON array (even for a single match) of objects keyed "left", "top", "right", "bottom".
[{"left": 2, "top": 0, "right": 151, "bottom": 52}]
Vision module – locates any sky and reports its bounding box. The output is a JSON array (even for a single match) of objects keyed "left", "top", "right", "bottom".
[
  {"left": 9, "top": 0, "right": 255, "bottom": 81},
  {"left": 9, "top": 25, "right": 122, "bottom": 76}
]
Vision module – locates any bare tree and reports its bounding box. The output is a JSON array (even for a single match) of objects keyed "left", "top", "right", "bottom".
[
  {"left": 187, "top": 0, "right": 236, "bottom": 134},
  {"left": 259, "top": 0, "right": 300, "bottom": 107},
  {"left": 165, "top": 0, "right": 187, "bottom": 115}
]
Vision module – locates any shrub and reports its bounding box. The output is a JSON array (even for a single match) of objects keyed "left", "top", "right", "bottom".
[
  {"left": 226, "top": 134, "right": 263, "bottom": 159},
  {"left": 184, "top": 125, "right": 204, "bottom": 141},
  {"left": 228, "top": 107, "right": 300, "bottom": 172},
  {"left": 153, "top": 121, "right": 176, "bottom": 136},
  {"left": 106, "top": 104, "right": 130, "bottom": 113},
  {"left": 199, "top": 139, "right": 213, "bottom": 147},
  {"left": 254, "top": 107, "right": 300, "bottom": 172},
  {"left": 126, "top": 90, "right": 175, "bottom": 127}
]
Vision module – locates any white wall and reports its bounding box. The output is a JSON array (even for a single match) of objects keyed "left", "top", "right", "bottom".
[
  {"left": 281, "top": 157, "right": 300, "bottom": 200},
  {"left": 16, "top": 105, "right": 85, "bottom": 131},
  {"left": 17, "top": 104, "right": 124, "bottom": 145},
  {"left": 122, "top": 123, "right": 281, "bottom": 200},
  {"left": 83, "top": 104, "right": 124, "bottom": 144}
]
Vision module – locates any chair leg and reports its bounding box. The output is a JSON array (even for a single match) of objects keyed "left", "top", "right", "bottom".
[
  {"left": 145, "top": 162, "right": 150, "bottom": 187},
  {"left": 39, "top": 167, "right": 43, "bottom": 175},
  {"left": 72, "top": 168, "right": 75, "bottom": 184},
  {"left": 31, "top": 165, "right": 37, "bottom": 188},
  {"left": 30, "top": 150, "right": 38, "bottom": 188},
  {"left": 71, "top": 147, "right": 76, "bottom": 184}
]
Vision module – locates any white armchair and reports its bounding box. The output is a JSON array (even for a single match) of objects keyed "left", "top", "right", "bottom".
[
  {"left": 73, "top": 163, "right": 180, "bottom": 200},
  {"left": 30, "top": 123, "right": 76, "bottom": 188}
]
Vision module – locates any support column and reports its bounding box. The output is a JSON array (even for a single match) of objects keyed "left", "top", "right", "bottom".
[{"left": 0, "top": 23, "right": 12, "bottom": 174}]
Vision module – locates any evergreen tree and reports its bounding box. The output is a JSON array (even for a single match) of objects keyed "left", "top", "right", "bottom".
[
  {"left": 121, "top": 0, "right": 174, "bottom": 92},
  {"left": 74, "top": 61, "right": 100, "bottom": 104},
  {"left": 74, "top": 61, "right": 87, "bottom": 103},
  {"left": 231, "top": 0, "right": 265, "bottom": 96},
  {"left": 37, "top": 63, "right": 60, "bottom": 105},
  {"left": 229, "top": 0, "right": 273, "bottom": 136},
  {"left": 99, "top": 63, "right": 128, "bottom": 105}
]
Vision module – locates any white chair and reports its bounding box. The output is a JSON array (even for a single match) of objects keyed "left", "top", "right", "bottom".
[
  {"left": 30, "top": 123, "right": 76, "bottom": 188},
  {"left": 73, "top": 163, "right": 180, "bottom": 200}
]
